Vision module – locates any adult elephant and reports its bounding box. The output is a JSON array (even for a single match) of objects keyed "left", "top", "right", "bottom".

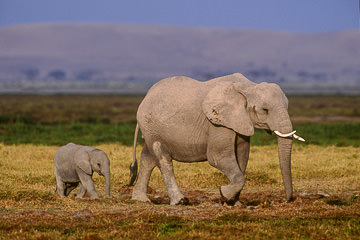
[{"left": 129, "top": 73, "right": 304, "bottom": 205}]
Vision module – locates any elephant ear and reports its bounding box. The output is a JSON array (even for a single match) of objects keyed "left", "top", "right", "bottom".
[
  {"left": 202, "top": 82, "right": 254, "bottom": 136},
  {"left": 74, "top": 149, "right": 92, "bottom": 175}
]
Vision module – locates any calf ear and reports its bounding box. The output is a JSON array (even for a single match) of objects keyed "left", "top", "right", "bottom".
[
  {"left": 202, "top": 82, "right": 254, "bottom": 136},
  {"left": 74, "top": 150, "right": 92, "bottom": 175}
]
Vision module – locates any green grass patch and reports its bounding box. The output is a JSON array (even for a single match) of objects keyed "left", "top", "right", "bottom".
[
  {"left": 0, "top": 123, "right": 137, "bottom": 146},
  {"left": 0, "top": 122, "right": 358, "bottom": 146},
  {"left": 252, "top": 123, "right": 360, "bottom": 147}
]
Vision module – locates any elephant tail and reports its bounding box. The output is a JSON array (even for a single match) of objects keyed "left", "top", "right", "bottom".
[{"left": 128, "top": 123, "right": 139, "bottom": 186}]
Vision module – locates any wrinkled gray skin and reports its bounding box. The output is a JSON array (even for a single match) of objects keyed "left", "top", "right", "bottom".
[
  {"left": 54, "top": 143, "right": 110, "bottom": 199},
  {"left": 130, "top": 73, "right": 295, "bottom": 205}
]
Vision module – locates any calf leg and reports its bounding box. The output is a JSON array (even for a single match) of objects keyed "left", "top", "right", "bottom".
[
  {"left": 64, "top": 182, "right": 79, "bottom": 196},
  {"left": 77, "top": 172, "right": 99, "bottom": 199},
  {"left": 56, "top": 178, "right": 66, "bottom": 197},
  {"left": 75, "top": 183, "right": 87, "bottom": 198}
]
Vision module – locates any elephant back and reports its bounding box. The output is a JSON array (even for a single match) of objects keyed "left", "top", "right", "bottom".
[{"left": 138, "top": 76, "right": 207, "bottom": 123}]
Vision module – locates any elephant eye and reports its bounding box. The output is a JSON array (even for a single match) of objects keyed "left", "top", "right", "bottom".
[{"left": 262, "top": 108, "right": 269, "bottom": 114}]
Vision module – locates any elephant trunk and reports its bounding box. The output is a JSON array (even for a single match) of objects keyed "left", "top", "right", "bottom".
[
  {"left": 275, "top": 109, "right": 294, "bottom": 202},
  {"left": 277, "top": 136, "right": 293, "bottom": 201},
  {"left": 104, "top": 171, "right": 110, "bottom": 197}
]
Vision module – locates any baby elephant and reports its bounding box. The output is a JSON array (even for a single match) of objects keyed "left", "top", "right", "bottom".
[{"left": 54, "top": 143, "right": 110, "bottom": 199}]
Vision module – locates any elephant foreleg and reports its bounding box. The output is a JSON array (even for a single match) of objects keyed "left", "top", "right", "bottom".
[
  {"left": 236, "top": 135, "right": 250, "bottom": 175},
  {"left": 207, "top": 126, "right": 245, "bottom": 205},
  {"left": 213, "top": 159, "right": 245, "bottom": 204},
  {"left": 75, "top": 183, "right": 87, "bottom": 198},
  {"left": 78, "top": 173, "right": 99, "bottom": 199},
  {"left": 132, "top": 144, "right": 157, "bottom": 203}
]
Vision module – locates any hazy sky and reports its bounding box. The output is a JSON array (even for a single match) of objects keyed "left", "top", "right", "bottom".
[{"left": 0, "top": 0, "right": 359, "bottom": 32}]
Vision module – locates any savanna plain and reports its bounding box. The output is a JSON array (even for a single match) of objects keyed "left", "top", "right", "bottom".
[{"left": 0, "top": 95, "right": 359, "bottom": 239}]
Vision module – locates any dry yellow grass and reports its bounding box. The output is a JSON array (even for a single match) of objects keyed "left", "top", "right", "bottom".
[{"left": 1, "top": 143, "right": 359, "bottom": 204}]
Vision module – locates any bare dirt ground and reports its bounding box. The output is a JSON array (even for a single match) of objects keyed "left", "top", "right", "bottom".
[{"left": 1, "top": 185, "right": 359, "bottom": 239}]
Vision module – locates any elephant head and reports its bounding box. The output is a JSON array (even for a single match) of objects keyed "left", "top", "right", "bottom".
[
  {"left": 203, "top": 76, "right": 304, "bottom": 201},
  {"left": 75, "top": 149, "right": 111, "bottom": 197}
]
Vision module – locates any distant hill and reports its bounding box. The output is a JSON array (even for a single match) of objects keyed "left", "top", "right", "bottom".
[{"left": 0, "top": 23, "right": 359, "bottom": 94}]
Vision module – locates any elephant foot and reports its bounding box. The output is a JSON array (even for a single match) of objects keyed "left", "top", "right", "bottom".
[
  {"left": 220, "top": 185, "right": 240, "bottom": 205},
  {"left": 75, "top": 192, "right": 85, "bottom": 199},
  {"left": 286, "top": 195, "right": 296, "bottom": 203},
  {"left": 87, "top": 191, "right": 99, "bottom": 200},
  {"left": 170, "top": 195, "right": 189, "bottom": 205},
  {"left": 234, "top": 201, "right": 246, "bottom": 208},
  {"left": 132, "top": 191, "right": 151, "bottom": 203}
]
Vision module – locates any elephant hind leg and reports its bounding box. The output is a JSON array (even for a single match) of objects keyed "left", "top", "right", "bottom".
[
  {"left": 132, "top": 144, "right": 157, "bottom": 203},
  {"left": 152, "top": 141, "right": 187, "bottom": 205},
  {"left": 56, "top": 178, "right": 66, "bottom": 197}
]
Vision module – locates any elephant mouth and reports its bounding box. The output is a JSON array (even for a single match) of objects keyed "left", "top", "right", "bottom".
[
  {"left": 274, "top": 130, "right": 305, "bottom": 142},
  {"left": 254, "top": 120, "right": 270, "bottom": 130}
]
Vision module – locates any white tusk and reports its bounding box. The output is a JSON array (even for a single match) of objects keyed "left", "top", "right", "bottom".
[
  {"left": 274, "top": 130, "right": 306, "bottom": 142},
  {"left": 274, "top": 130, "right": 296, "bottom": 138},
  {"left": 293, "top": 134, "right": 305, "bottom": 142}
]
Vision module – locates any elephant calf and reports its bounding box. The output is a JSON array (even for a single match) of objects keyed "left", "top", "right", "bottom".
[{"left": 54, "top": 143, "right": 111, "bottom": 199}]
